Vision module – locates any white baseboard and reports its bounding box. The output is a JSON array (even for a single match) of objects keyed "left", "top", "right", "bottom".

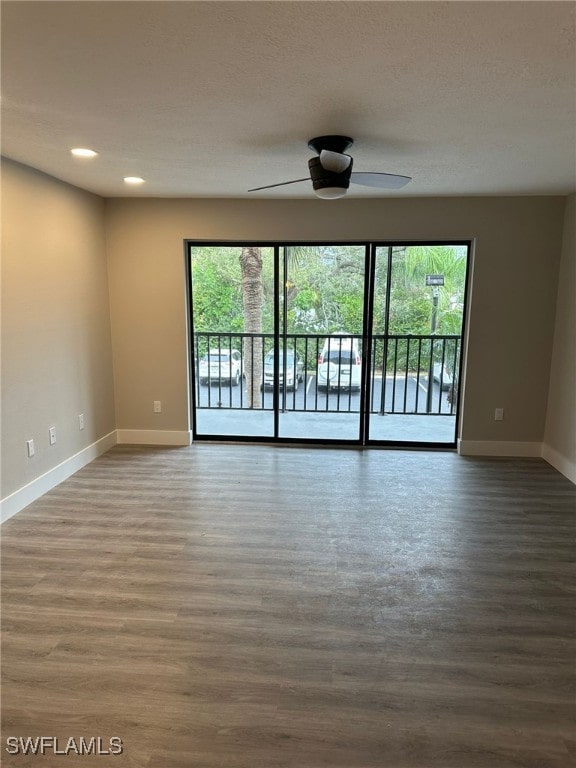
[
  {"left": 541, "top": 443, "right": 576, "bottom": 484},
  {"left": 116, "top": 429, "right": 192, "bottom": 446},
  {"left": 0, "top": 430, "right": 117, "bottom": 524},
  {"left": 2, "top": 430, "right": 568, "bottom": 524},
  {"left": 458, "top": 440, "right": 542, "bottom": 457}
]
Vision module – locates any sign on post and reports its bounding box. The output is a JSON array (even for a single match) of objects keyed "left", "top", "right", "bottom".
[{"left": 426, "top": 274, "right": 444, "bottom": 286}]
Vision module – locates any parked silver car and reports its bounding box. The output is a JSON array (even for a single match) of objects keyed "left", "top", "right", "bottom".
[{"left": 261, "top": 349, "right": 304, "bottom": 391}]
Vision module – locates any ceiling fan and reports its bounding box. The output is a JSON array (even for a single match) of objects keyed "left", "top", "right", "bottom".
[{"left": 248, "top": 135, "right": 411, "bottom": 199}]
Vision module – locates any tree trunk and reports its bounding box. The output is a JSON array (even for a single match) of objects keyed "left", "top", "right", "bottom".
[{"left": 239, "top": 247, "right": 263, "bottom": 408}]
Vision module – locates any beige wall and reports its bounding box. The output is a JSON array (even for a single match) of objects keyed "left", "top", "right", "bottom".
[
  {"left": 1, "top": 161, "right": 570, "bottom": 505},
  {"left": 544, "top": 194, "right": 576, "bottom": 481},
  {"left": 1, "top": 159, "right": 116, "bottom": 498},
  {"left": 105, "top": 196, "right": 565, "bottom": 443}
]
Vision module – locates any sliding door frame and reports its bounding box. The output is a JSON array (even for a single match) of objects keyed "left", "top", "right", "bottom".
[{"left": 185, "top": 239, "right": 472, "bottom": 448}]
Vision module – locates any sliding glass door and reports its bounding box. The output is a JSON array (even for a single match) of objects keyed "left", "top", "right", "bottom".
[{"left": 187, "top": 241, "right": 469, "bottom": 446}]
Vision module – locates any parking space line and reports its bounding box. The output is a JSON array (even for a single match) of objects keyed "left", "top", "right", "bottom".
[{"left": 414, "top": 377, "right": 429, "bottom": 394}]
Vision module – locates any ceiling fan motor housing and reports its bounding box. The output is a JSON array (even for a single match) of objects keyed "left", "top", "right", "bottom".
[
  {"left": 308, "top": 156, "right": 353, "bottom": 193},
  {"left": 308, "top": 135, "right": 354, "bottom": 155}
]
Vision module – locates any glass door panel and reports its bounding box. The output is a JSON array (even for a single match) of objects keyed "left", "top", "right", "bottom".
[
  {"left": 189, "top": 245, "right": 275, "bottom": 438},
  {"left": 278, "top": 244, "right": 367, "bottom": 441},
  {"left": 368, "top": 244, "right": 468, "bottom": 445}
]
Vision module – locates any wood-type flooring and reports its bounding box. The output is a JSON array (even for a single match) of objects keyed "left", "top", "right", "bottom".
[{"left": 1, "top": 444, "right": 575, "bottom": 767}]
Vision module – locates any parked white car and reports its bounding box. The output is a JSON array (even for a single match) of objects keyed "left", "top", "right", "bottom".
[
  {"left": 199, "top": 349, "right": 242, "bottom": 386},
  {"left": 317, "top": 335, "right": 362, "bottom": 391},
  {"left": 433, "top": 363, "right": 454, "bottom": 390}
]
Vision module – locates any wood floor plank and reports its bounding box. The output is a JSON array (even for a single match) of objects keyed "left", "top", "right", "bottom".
[{"left": 1, "top": 444, "right": 575, "bottom": 767}]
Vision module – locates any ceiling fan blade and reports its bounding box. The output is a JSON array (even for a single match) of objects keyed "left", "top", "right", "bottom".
[
  {"left": 248, "top": 177, "right": 310, "bottom": 192},
  {"left": 350, "top": 172, "right": 412, "bottom": 189},
  {"left": 319, "top": 149, "right": 352, "bottom": 174}
]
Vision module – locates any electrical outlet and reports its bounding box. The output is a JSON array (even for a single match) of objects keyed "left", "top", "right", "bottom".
[
  {"left": 49, "top": 426, "right": 57, "bottom": 445},
  {"left": 78, "top": 413, "right": 85, "bottom": 430},
  {"left": 27, "top": 439, "right": 35, "bottom": 457},
  {"left": 153, "top": 400, "right": 162, "bottom": 413},
  {"left": 494, "top": 408, "right": 504, "bottom": 421}
]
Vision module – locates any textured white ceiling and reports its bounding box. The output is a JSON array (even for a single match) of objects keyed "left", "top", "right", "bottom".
[{"left": 2, "top": 1, "right": 575, "bottom": 198}]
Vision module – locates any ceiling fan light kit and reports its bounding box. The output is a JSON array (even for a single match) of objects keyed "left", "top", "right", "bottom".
[
  {"left": 308, "top": 154, "right": 352, "bottom": 199},
  {"left": 248, "top": 135, "right": 412, "bottom": 198}
]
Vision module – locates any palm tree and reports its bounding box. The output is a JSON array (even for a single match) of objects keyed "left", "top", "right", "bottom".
[
  {"left": 239, "top": 245, "right": 312, "bottom": 407},
  {"left": 239, "top": 246, "right": 263, "bottom": 408}
]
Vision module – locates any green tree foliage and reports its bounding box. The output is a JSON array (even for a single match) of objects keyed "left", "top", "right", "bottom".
[
  {"left": 284, "top": 245, "right": 366, "bottom": 334},
  {"left": 191, "top": 248, "right": 244, "bottom": 332},
  {"left": 401, "top": 244, "right": 468, "bottom": 335},
  {"left": 190, "top": 244, "right": 467, "bottom": 350}
]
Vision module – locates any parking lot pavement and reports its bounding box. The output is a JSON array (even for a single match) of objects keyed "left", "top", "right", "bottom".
[{"left": 195, "top": 374, "right": 452, "bottom": 415}]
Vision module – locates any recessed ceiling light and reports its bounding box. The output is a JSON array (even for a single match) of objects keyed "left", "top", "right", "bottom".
[
  {"left": 123, "top": 176, "right": 145, "bottom": 185},
  {"left": 71, "top": 148, "right": 98, "bottom": 158}
]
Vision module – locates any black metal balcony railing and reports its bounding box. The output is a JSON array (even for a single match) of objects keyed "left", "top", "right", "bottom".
[{"left": 192, "top": 332, "right": 460, "bottom": 415}]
